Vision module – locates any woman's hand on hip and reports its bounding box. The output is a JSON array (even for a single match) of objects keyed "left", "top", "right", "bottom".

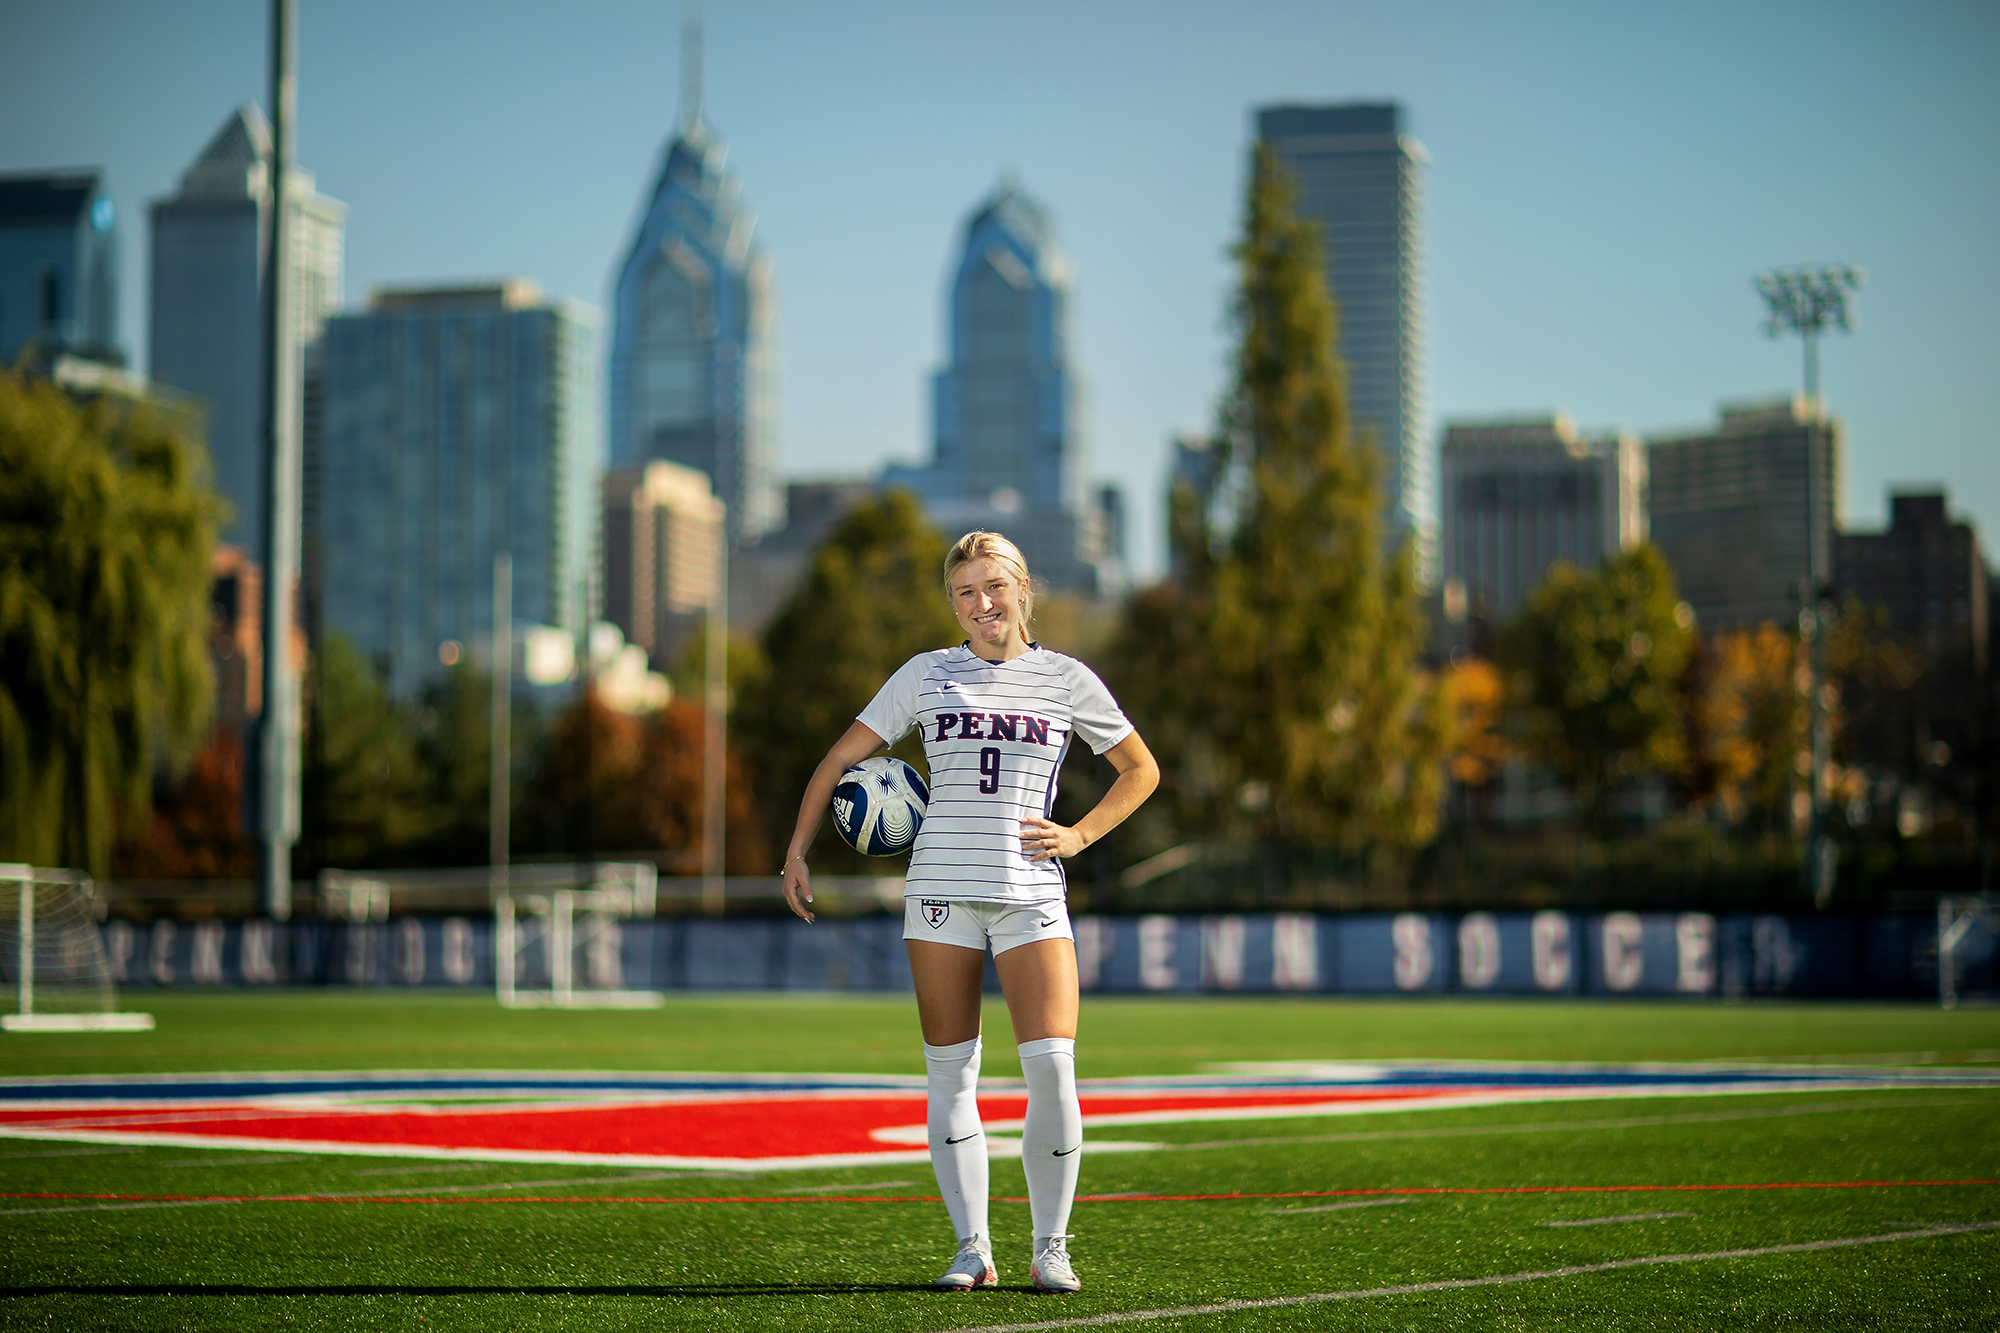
[{"left": 1020, "top": 816, "right": 1085, "bottom": 862}]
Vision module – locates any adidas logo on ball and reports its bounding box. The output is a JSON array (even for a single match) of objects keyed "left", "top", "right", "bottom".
[{"left": 831, "top": 757, "right": 930, "bottom": 856}]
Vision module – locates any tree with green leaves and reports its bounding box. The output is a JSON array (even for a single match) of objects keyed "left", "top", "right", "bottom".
[
  {"left": 300, "top": 634, "right": 438, "bottom": 868},
  {"left": 0, "top": 371, "right": 220, "bottom": 875},
  {"left": 1114, "top": 145, "right": 1447, "bottom": 852},
  {"left": 736, "top": 490, "right": 960, "bottom": 869},
  {"left": 1497, "top": 544, "right": 1693, "bottom": 830}
]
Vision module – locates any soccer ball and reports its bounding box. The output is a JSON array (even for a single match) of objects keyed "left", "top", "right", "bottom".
[{"left": 830, "top": 757, "right": 929, "bottom": 856}]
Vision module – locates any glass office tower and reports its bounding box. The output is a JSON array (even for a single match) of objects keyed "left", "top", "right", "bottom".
[
  {"left": 149, "top": 104, "right": 345, "bottom": 556},
  {"left": 885, "top": 178, "right": 1113, "bottom": 594},
  {"left": 608, "top": 84, "right": 779, "bottom": 549},
  {"left": 0, "top": 169, "right": 119, "bottom": 367},
  {"left": 318, "top": 282, "right": 598, "bottom": 697},
  {"left": 1257, "top": 103, "right": 1430, "bottom": 574}
]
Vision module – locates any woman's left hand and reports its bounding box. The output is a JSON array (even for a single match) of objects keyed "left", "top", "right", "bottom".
[{"left": 1020, "top": 816, "right": 1086, "bottom": 862}]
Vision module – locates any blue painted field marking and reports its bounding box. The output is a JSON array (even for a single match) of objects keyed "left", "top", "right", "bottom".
[{"left": 4, "top": 1060, "right": 1997, "bottom": 1106}]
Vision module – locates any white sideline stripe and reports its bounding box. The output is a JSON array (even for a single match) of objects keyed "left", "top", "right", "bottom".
[
  {"left": 1155, "top": 1095, "right": 1999, "bottom": 1152},
  {"left": 947, "top": 1222, "right": 2000, "bottom": 1333},
  {"left": 0, "top": 1198, "right": 240, "bottom": 1217},
  {"left": 1541, "top": 1211, "right": 1695, "bottom": 1227}
]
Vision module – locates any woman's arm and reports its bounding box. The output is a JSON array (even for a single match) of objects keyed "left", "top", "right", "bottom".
[
  {"left": 1019, "top": 730, "right": 1160, "bottom": 862},
  {"left": 780, "top": 720, "right": 889, "bottom": 922}
]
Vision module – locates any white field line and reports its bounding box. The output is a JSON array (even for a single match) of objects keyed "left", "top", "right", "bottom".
[
  {"left": 1149, "top": 1095, "right": 2000, "bottom": 1153},
  {"left": 948, "top": 1222, "right": 2000, "bottom": 1333},
  {"left": 1261, "top": 1197, "right": 1416, "bottom": 1214},
  {"left": 1540, "top": 1211, "right": 1695, "bottom": 1227}
]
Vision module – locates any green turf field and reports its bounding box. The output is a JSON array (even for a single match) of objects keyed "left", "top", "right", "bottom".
[{"left": 4, "top": 992, "right": 1999, "bottom": 1330}]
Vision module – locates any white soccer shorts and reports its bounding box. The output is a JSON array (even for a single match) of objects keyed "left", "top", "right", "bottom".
[{"left": 903, "top": 896, "right": 1074, "bottom": 956}]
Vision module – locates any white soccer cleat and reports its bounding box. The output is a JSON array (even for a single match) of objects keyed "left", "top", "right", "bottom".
[
  {"left": 1029, "top": 1235, "right": 1081, "bottom": 1293},
  {"left": 937, "top": 1235, "right": 997, "bottom": 1291}
]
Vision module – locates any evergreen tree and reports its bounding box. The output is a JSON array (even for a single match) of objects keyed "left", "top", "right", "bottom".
[
  {"left": 0, "top": 371, "right": 219, "bottom": 874},
  {"left": 736, "top": 490, "right": 959, "bottom": 869},
  {"left": 1118, "top": 146, "right": 1446, "bottom": 851},
  {"left": 1497, "top": 544, "right": 1693, "bottom": 830}
]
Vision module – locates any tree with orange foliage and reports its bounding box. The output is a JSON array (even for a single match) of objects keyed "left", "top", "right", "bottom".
[{"left": 520, "top": 689, "right": 764, "bottom": 873}]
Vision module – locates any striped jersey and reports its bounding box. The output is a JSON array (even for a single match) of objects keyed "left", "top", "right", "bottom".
[{"left": 856, "top": 644, "right": 1133, "bottom": 903}]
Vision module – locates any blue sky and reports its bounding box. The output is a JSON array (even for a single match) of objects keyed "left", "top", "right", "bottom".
[{"left": 5, "top": 0, "right": 1996, "bottom": 581}]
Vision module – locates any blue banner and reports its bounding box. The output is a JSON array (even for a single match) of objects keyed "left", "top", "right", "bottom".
[{"left": 100, "top": 910, "right": 1969, "bottom": 999}]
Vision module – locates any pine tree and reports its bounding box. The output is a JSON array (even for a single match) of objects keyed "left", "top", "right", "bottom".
[
  {"left": 0, "top": 371, "right": 220, "bottom": 875},
  {"left": 1129, "top": 146, "right": 1447, "bottom": 851}
]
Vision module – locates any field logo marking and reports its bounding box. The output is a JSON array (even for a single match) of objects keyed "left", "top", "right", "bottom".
[
  {"left": 0, "top": 1063, "right": 1995, "bottom": 1169},
  {"left": 947, "top": 1222, "right": 2000, "bottom": 1333}
]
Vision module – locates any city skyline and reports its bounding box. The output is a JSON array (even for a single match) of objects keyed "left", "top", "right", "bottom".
[{"left": 3, "top": 0, "right": 1996, "bottom": 582}]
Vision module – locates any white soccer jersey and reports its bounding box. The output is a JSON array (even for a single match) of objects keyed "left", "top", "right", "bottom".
[{"left": 856, "top": 644, "right": 1134, "bottom": 903}]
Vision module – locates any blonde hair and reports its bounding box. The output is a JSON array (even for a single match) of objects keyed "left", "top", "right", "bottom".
[{"left": 944, "top": 530, "right": 1035, "bottom": 642}]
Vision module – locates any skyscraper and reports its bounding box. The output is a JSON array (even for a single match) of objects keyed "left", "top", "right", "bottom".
[
  {"left": 884, "top": 178, "right": 1113, "bottom": 594},
  {"left": 1647, "top": 397, "right": 1841, "bottom": 632},
  {"left": 608, "top": 31, "right": 779, "bottom": 549},
  {"left": 0, "top": 169, "right": 119, "bottom": 367},
  {"left": 1257, "top": 103, "right": 1429, "bottom": 571},
  {"left": 1439, "top": 416, "right": 1647, "bottom": 618},
  {"left": 318, "top": 281, "right": 598, "bottom": 697},
  {"left": 149, "top": 104, "right": 345, "bottom": 557},
  {"left": 602, "top": 459, "right": 724, "bottom": 668}
]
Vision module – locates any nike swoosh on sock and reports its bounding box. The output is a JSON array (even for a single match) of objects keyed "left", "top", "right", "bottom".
[
  {"left": 945, "top": 1133, "right": 982, "bottom": 1145},
  {"left": 1052, "top": 1145, "right": 1079, "bottom": 1156}
]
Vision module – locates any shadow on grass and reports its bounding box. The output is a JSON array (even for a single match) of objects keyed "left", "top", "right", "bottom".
[{"left": 1, "top": 1282, "right": 957, "bottom": 1298}]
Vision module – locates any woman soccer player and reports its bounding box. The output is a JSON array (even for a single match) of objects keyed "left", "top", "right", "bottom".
[{"left": 781, "top": 530, "right": 1158, "bottom": 1294}]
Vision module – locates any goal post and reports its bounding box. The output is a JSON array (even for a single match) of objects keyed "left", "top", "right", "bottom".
[
  {"left": 1938, "top": 895, "right": 2000, "bottom": 1009},
  {"left": 0, "top": 864, "right": 154, "bottom": 1033},
  {"left": 319, "top": 861, "right": 663, "bottom": 1009},
  {"left": 494, "top": 862, "right": 662, "bottom": 1010}
]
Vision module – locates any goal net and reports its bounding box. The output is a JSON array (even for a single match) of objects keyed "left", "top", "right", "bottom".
[
  {"left": 0, "top": 865, "right": 153, "bottom": 1032},
  {"left": 1939, "top": 895, "right": 2000, "bottom": 1008}
]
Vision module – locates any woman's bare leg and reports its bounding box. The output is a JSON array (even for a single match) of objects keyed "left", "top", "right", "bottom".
[{"left": 994, "top": 938, "right": 1079, "bottom": 1042}]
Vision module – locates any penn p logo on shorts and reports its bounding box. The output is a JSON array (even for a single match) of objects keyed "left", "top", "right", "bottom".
[{"left": 922, "top": 900, "right": 950, "bottom": 929}]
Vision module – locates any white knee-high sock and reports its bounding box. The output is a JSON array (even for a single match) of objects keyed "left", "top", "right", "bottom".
[
  {"left": 925, "top": 1037, "right": 988, "bottom": 1243},
  {"left": 1018, "top": 1037, "right": 1081, "bottom": 1244}
]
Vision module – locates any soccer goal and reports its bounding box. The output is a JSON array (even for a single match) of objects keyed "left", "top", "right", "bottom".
[
  {"left": 0, "top": 864, "right": 154, "bottom": 1032},
  {"left": 1938, "top": 895, "right": 2000, "bottom": 1008},
  {"left": 495, "top": 862, "right": 662, "bottom": 1010}
]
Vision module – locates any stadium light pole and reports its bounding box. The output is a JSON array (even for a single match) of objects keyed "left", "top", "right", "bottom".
[
  {"left": 491, "top": 552, "right": 511, "bottom": 897},
  {"left": 701, "top": 512, "right": 728, "bottom": 917},
  {"left": 1755, "top": 263, "right": 1862, "bottom": 910},
  {"left": 256, "top": 0, "right": 301, "bottom": 922}
]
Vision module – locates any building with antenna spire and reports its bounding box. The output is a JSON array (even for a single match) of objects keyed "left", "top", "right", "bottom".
[
  {"left": 885, "top": 177, "right": 1119, "bottom": 595},
  {"left": 607, "top": 16, "right": 780, "bottom": 549}
]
